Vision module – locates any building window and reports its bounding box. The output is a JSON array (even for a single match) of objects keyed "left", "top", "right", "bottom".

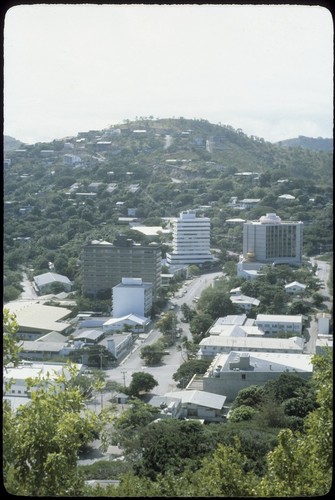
[{"left": 241, "top": 374, "right": 246, "bottom": 380}]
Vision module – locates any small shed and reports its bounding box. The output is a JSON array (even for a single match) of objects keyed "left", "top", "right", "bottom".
[{"left": 114, "top": 392, "right": 129, "bottom": 404}]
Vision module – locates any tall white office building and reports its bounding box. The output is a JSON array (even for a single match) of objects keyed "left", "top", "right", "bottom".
[
  {"left": 242, "top": 213, "right": 303, "bottom": 265},
  {"left": 166, "top": 210, "right": 214, "bottom": 266}
]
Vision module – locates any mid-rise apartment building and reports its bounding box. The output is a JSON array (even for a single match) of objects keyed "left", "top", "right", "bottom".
[
  {"left": 166, "top": 210, "right": 214, "bottom": 266},
  {"left": 81, "top": 235, "right": 161, "bottom": 299}
]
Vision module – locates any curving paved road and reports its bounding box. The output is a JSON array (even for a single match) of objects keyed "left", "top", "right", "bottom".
[{"left": 101, "top": 271, "right": 223, "bottom": 404}]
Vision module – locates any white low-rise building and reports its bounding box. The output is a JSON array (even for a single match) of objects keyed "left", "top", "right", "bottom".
[
  {"left": 230, "top": 293, "right": 260, "bottom": 311},
  {"left": 3, "top": 361, "right": 83, "bottom": 409},
  {"left": 255, "top": 314, "right": 303, "bottom": 335},
  {"left": 208, "top": 323, "right": 264, "bottom": 338},
  {"left": 150, "top": 390, "right": 228, "bottom": 422},
  {"left": 104, "top": 334, "right": 134, "bottom": 360},
  {"left": 317, "top": 313, "right": 331, "bottom": 335},
  {"left": 199, "top": 335, "right": 304, "bottom": 358},
  {"left": 284, "top": 281, "right": 307, "bottom": 294},
  {"left": 103, "top": 314, "right": 150, "bottom": 333},
  {"left": 315, "top": 336, "right": 333, "bottom": 355}
]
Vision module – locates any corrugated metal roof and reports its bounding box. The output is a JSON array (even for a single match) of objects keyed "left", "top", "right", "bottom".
[
  {"left": 5, "top": 301, "right": 72, "bottom": 333},
  {"left": 164, "top": 390, "right": 226, "bottom": 409},
  {"left": 34, "top": 272, "right": 71, "bottom": 287}
]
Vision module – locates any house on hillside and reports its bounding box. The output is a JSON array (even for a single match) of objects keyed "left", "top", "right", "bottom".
[
  {"left": 229, "top": 293, "right": 260, "bottom": 312},
  {"left": 150, "top": 390, "right": 228, "bottom": 422},
  {"left": 284, "top": 281, "right": 307, "bottom": 294},
  {"left": 33, "top": 272, "right": 72, "bottom": 295}
]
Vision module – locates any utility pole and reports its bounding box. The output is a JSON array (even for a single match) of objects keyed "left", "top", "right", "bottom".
[
  {"left": 100, "top": 347, "right": 103, "bottom": 409},
  {"left": 121, "top": 370, "right": 127, "bottom": 389}
]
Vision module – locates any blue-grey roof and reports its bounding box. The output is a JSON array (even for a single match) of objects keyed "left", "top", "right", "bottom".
[
  {"left": 34, "top": 272, "right": 71, "bottom": 286},
  {"left": 74, "top": 329, "right": 104, "bottom": 341},
  {"left": 164, "top": 390, "right": 227, "bottom": 409}
]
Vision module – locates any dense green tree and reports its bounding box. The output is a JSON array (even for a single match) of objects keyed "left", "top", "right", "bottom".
[
  {"left": 134, "top": 419, "right": 210, "bottom": 480},
  {"left": 252, "top": 399, "right": 288, "bottom": 429},
  {"left": 3, "top": 365, "right": 103, "bottom": 496},
  {"left": 113, "top": 400, "right": 157, "bottom": 450},
  {"left": 140, "top": 341, "right": 165, "bottom": 366},
  {"left": 3, "top": 309, "right": 22, "bottom": 368},
  {"left": 188, "top": 264, "right": 200, "bottom": 276},
  {"left": 79, "top": 459, "right": 131, "bottom": 481},
  {"left": 177, "top": 441, "right": 259, "bottom": 497},
  {"left": 177, "top": 335, "right": 199, "bottom": 361},
  {"left": 180, "top": 302, "right": 195, "bottom": 322},
  {"left": 229, "top": 405, "right": 259, "bottom": 423},
  {"left": 156, "top": 311, "right": 177, "bottom": 335},
  {"left": 197, "top": 286, "right": 237, "bottom": 320},
  {"left": 126, "top": 372, "right": 158, "bottom": 398},
  {"left": 255, "top": 352, "right": 332, "bottom": 496},
  {"left": 312, "top": 291, "right": 325, "bottom": 307},
  {"left": 231, "top": 385, "right": 265, "bottom": 410},
  {"left": 173, "top": 358, "right": 211, "bottom": 388},
  {"left": 282, "top": 394, "right": 317, "bottom": 418},
  {"left": 189, "top": 312, "right": 213, "bottom": 342},
  {"left": 3, "top": 284, "right": 22, "bottom": 302},
  {"left": 262, "top": 372, "right": 312, "bottom": 404},
  {"left": 156, "top": 311, "right": 178, "bottom": 344}
]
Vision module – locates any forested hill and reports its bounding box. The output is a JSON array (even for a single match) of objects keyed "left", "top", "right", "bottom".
[
  {"left": 4, "top": 117, "right": 333, "bottom": 184},
  {"left": 4, "top": 135, "right": 23, "bottom": 151},
  {"left": 275, "top": 135, "right": 333, "bottom": 152},
  {"left": 3, "top": 117, "right": 333, "bottom": 302}
]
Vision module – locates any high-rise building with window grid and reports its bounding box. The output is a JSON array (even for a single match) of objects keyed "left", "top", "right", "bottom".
[
  {"left": 82, "top": 236, "right": 161, "bottom": 298},
  {"left": 166, "top": 210, "right": 214, "bottom": 266},
  {"left": 242, "top": 213, "right": 303, "bottom": 265}
]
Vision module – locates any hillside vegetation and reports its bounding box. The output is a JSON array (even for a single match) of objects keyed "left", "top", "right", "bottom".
[{"left": 3, "top": 117, "right": 333, "bottom": 301}]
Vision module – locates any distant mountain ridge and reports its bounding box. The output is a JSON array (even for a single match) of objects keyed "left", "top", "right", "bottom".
[{"left": 275, "top": 135, "right": 333, "bottom": 152}]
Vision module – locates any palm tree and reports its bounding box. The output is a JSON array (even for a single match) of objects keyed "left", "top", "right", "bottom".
[{"left": 177, "top": 335, "right": 198, "bottom": 361}]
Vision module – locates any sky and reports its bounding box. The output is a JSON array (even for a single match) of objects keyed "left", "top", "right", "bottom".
[{"left": 3, "top": 3, "right": 334, "bottom": 145}]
